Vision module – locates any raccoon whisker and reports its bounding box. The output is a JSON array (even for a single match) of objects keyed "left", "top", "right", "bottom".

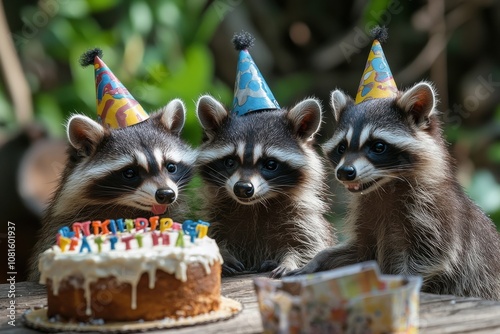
[
  {"left": 203, "top": 165, "right": 229, "bottom": 181},
  {"left": 94, "top": 184, "right": 140, "bottom": 193}
]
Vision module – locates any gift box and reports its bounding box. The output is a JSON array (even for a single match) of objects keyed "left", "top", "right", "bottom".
[{"left": 254, "top": 261, "right": 422, "bottom": 334}]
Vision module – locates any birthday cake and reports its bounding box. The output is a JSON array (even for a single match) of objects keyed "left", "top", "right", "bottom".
[{"left": 37, "top": 217, "right": 223, "bottom": 322}]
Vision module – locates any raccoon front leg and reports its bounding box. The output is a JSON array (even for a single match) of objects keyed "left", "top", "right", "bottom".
[
  {"left": 285, "top": 242, "right": 360, "bottom": 276},
  {"left": 218, "top": 245, "right": 246, "bottom": 276},
  {"left": 267, "top": 250, "right": 308, "bottom": 278}
]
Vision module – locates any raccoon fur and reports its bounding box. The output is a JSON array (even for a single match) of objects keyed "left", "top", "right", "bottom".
[
  {"left": 287, "top": 82, "right": 500, "bottom": 300},
  {"left": 27, "top": 99, "right": 196, "bottom": 281},
  {"left": 195, "top": 95, "right": 335, "bottom": 278}
]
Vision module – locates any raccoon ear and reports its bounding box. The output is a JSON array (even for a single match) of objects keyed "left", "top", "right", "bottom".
[
  {"left": 288, "top": 98, "right": 322, "bottom": 140},
  {"left": 397, "top": 82, "right": 437, "bottom": 127},
  {"left": 330, "top": 89, "right": 352, "bottom": 122},
  {"left": 196, "top": 95, "right": 229, "bottom": 137},
  {"left": 67, "top": 115, "right": 106, "bottom": 156},
  {"left": 156, "top": 98, "right": 186, "bottom": 135}
]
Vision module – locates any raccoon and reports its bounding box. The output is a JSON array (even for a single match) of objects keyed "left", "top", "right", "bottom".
[
  {"left": 287, "top": 82, "right": 500, "bottom": 300},
  {"left": 195, "top": 95, "right": 335, "bottom": 278},
  {"left": 27, "top": 99, "right": 196, "bottom": 281}
]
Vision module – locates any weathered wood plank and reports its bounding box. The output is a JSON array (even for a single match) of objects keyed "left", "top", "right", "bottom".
[{"left": 2, "top": 276, "right": 500, "bottom": 333}]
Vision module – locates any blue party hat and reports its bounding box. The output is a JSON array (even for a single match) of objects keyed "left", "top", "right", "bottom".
[{"left": 231, "top": 32, "right": 280, "bottom": 116}]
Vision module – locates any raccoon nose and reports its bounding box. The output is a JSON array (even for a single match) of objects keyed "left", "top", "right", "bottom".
[
  {"left": 337, "top": 165, "right": 357, "bottom": 181},
  {"left": 155, "top": 189, "right": 176, "bottom": 204},
  {"left": 233, "top": 181, "right": 254, "bottom": 198}
]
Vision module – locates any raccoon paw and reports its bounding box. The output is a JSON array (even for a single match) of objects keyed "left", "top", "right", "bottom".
[
  {"left": 269, "top": 265, "right": 291, "bottom": 279},
  {"left": 221, "top": 259, "right": 246, "bottom": 277},
  {"left": 258, "top": 260, "right": 279, "bottom": 273},
  {"left": 284, "top": 262, "right": 320, "bottom": 277}
]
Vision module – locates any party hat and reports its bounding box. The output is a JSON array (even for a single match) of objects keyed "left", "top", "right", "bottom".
[
  {"left": 231, "top": 31, "right": 280, "bottom": 116},
  {"left": 79, "top": 48, "right": 149, "bottom": 128},
  {"left": 355, "top": 26, "right": 398, "bottom": 104}
]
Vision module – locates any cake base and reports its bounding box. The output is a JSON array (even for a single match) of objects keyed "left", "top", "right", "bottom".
[
  {"left": 23, "top": 296, "right": 242, "bottom": 333},
  {"left": 46, "top": 262, "right": 221, "bottom": 322}
]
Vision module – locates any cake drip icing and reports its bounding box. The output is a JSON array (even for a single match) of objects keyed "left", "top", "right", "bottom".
[{"left": 38, "top": 229, "right": 223, "bottom": 315}]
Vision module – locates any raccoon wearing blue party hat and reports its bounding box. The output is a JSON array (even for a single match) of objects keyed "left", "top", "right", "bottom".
[
  {"left": 195, "top": 32, "right": 335, "bottom": 278},
  {"left": 287, "top": 27, "right": 500, "bottom": 300}
]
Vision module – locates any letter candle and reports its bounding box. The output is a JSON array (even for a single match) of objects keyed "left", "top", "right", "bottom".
[
  {"left": 115, "top": 218, "right": 125, "bottom": 232},
  {"left": 100, "top": 219, "right": 111, "bottom": 234},
  {"left": 196, "top": 222, "right": 210, "bottom": 239},
  {"left": 135, "top": 234, "right": 144, "bottom": 248},
  {"left": 94, "top": 236, "right": 104, "bottom": 253},
  {"left": 59, "top": 237, "right": 71, "bottom": 252},
  {"left": 58, "top": 227, "right": 72, "bottom": 238},
  {"left": 182, "top": 220, "right": 198, "bottom": 243},
  {"left": 108, "top": 219, "right": 117, "bottom": 234},
  {"left": 109, "top": 235, "right": 118, "bottom": 250},
  {"left": 125, "top": 219, "right": 134, "bottom": 233},
  {"left": 151, "top": 232, "right": 170, "bottom": 246},
  {"left": 149, "top": 216, "right": 159, "bottom": 231},
  {"left": 72, "top": 221, "right": 91, "bottom": 238},
  {"left": 69, "top": 237, "right": 78, "bottom": 251},
  {"left": 80, "top": 237, "right": 91, "bottom": 253},
  {"left": 122, "top": 235, "right": 135, "bottom": 250},
  {"left": 159, "top": 218, "right": 173, "bottom": 232},
  {"left": 134, "top": 217, "right": 148, "bottom": 231},
  {"left": 92, "top": 221, "right": 101, "bottom": 235},
  {"left": 175, "top": 230, "right": 185, "bottom": 248}
]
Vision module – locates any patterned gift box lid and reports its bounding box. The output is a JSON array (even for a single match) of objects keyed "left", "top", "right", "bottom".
[{"left": 254, "top": 261, "right": 422, "bottom": 334}]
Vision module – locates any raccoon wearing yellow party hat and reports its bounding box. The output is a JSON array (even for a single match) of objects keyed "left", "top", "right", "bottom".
[
  {"left": 288, "top": 27, "right": 500, "bottom": 300},
  {"left": 28, "top": 48, "right": 196, "bottom": 281}
]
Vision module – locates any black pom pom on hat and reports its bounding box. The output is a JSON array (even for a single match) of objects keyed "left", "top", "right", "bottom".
[
  {"left": 79, "top": 48, "right": 103, "bottom": 67},
  {"left": 370, "top": 26, "right": 389, "bottom": 43},
  {"left": 232, "top": 31, "right": 255, "bottom": 51}
]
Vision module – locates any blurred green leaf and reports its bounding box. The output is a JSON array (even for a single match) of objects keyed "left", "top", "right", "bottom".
[
  {"left": 86, "top": 0, "right": 119, "bottom": 12},
  {"left": 362, "top": 0, "right": 393, "bottom": 25},
  {"left": 58, "top": 0, "right": 90, "bottom": 18},
  {"left": 35, "top": 94, "right": 65, "bottom": 137},
  {"left": 487, "top": 143, "right": 500, "bottom": 163},
  {"left": 129, "top": 1, "right": 152, "bottom": 35},
  {"left": 157, "top": 1, "right": 181, "bottom": 28},
  {"left": 467, "top": 170, "right": 500, "bottom": 214}
]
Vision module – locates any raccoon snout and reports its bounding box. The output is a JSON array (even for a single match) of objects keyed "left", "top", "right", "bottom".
[
  {"left": 155, "top": 188, "right": 176, "bottom": 204},
  {"left": 233, "top": 181, "right": 254, "bottom": 198},
  {"left": 337, "top": 165, "right": 356, "bottom": 181}
]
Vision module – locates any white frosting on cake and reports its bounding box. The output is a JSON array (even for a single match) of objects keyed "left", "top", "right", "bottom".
[{"left": 38, "top": 229, "right": 223, "bottom": 315}]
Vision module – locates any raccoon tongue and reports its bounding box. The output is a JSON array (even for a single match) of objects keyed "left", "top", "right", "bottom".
[{"left": 152, "top": 204, "right": 167, "bottom": 215}]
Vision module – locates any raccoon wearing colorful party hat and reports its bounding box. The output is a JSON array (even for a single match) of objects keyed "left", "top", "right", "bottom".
[
  {"left": 195, "top": 32, "right": 335, "bottom": 278},
  {"left": 28, "top": 48, "right": 196, "bottom": 281},
  {"left": 288, "top": 27, "right": 500, "bottom": 300}
]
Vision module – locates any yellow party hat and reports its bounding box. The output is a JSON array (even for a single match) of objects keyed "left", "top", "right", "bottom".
[
  {"left": 79, "top": 48, "right": 149, "bottom": 129},
  {"left": 355, "top": 27, "right": 398, "bottom": 104}
]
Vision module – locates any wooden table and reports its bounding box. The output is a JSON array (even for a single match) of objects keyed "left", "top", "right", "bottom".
[{"left": 2, "top": 274, "right": 500, "bottom": 333}]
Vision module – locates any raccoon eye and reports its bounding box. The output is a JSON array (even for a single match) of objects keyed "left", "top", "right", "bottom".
[
  {"left": 166, "top": 163, "right": 177, "bottom": 173},
  {"left": 337, "top": 142, "right": 347, "bottom": 155},
  {"left": 122, "top": 168, "right": 137, "bottom": 179},
  {"left": 371, "top": 141, "right": 387, "bottom": 154},
  {"left": 224, "top": 158, "right": 236, "bottom": 168},
  {"left": 263, "top": 160, "right": 278, "bottom": 171}
]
